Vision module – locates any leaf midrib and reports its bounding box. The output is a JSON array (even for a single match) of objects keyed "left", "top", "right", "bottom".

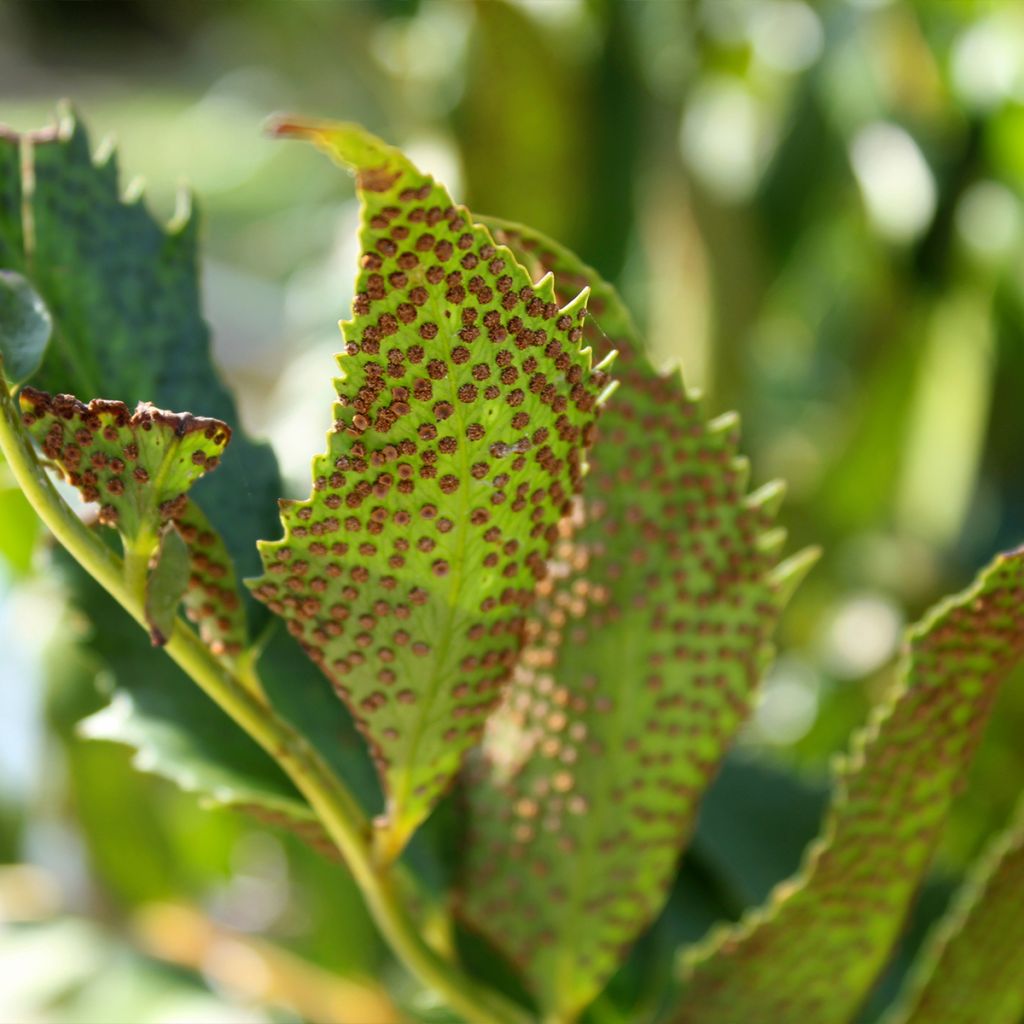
[
  {"left": 390, "top": 260, "right": 476, "bottom": 827},
  {"left": 556, "top": 541, "right": 639, "bottom": 1015}
]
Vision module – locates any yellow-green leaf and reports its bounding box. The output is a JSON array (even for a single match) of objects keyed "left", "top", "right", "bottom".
[
  {"left": 249, "top": 120, "right": 612, "bottom": 858},
  {"left": 175, "top": 499, "right": 247, "bottom": 661}
]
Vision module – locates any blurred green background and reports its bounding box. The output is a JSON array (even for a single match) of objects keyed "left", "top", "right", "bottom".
[{"left": 2, "top": 0, "right": 1024, "bottom": 1021}]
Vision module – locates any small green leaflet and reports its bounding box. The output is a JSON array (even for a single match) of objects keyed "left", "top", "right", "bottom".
[
  {"left": 20, "top": 386, "right": 229, "bottom": 550},
  {"left": 145, "top": 526, "right": 191, "bottom": 646},
  {"left": 250, "top": 119, "right": 612, "bottom": 860},
  {"left": 176, "top": 500, "right": 248, "bottom": 660},
  {"left": 672, "top": 547, "right": 1024, "bottom": 1024},
  {"left": 887, "top": 792, "right": 1024, "bottom": 1024},
  {"left": 144, "top": 502, "right": 248, "bottom": 659},
  {"left": 458, "top": 221, "right": 815, "bottom": 1019},
  {"left": 0, "top": 271, "right": 52, "bottom": 386}
]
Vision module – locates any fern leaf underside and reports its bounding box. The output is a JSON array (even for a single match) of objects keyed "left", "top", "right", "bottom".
[
  {"left": 249, "top": 121, "right": 611, "bottom": 856},
  {"left": 458, "top": 222, "right": 814, "bottom": 1017}
]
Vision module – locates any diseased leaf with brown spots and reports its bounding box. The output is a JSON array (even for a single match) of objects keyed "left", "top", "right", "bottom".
[
  {"left": 20, "top": 386, "right": 230, "bottom": 550},
  {"left": 671, "top": 548, "right": 1024, "bottom": 1024},
  {"left": 249, "top": 120, "right": 612, "bottom": 859},
  {"left": 886, "top": 792, "right": 1024, "bottom": 1024},
  {"left": 458, "top": 221, "right": 814, "bottom": 1019},
  {"left": 176, "top": 499, "right": 247, "bottom": 660}
]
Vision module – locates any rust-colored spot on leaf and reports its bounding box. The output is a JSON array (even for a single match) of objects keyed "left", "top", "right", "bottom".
[{"left": 357, "top": 166, "right": 402, "bottom": 193}]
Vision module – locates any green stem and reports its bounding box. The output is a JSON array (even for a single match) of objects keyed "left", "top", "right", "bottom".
[
  {"left": 0, "top": 378, "right": 530, "bottom": 1024},
  {"left": 124, "top": 534, "right": 153, "bottom": 604}
]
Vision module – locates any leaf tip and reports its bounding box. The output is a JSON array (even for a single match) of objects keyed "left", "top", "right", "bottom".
[
  {"left": 744, "top": 478, "right": 787, "bottom": 517},
  {"left": 53, "top": 98, "right": 79, "bottom": 141},
  {"left": 263, "top": 113, "right": 315, "bottom": 141},
  {"left": 770, "top": 545, "right": 821, "bottom": 607},
  {"left": 596, "top": 376, "right": 620, "bottom": 409}
]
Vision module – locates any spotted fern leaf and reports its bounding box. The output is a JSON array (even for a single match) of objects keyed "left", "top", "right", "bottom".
[
  {"left": 672, "top": 547, "right": 1024, "bottom": 1024},
  {"left": 248, "top": 120, "right": 612, "bottom": 859},
  {"left": 456, "top": 222, "right": 815, "bottom": 1019},
  {"left": 175, "top": 499, "right": 248, "bottom": 659},
  {"left": 885, "top": 791, "right": 1024, "bottom": 1024},
  {"left": 18, "top": 386, "right": 233, "bottom": 646},
  {"left": 19, "top": 387, "right": 229, "bottom": 546}
]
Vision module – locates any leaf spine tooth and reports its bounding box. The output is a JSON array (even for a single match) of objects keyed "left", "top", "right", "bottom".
[
  {"left": 93, "top": 131, "right": 117, "bottom": 169},
  {"left": 756, "top": 527, "right": 788, "bottom": 557},
  {"left": 731, "top": 455, "right": 751, "bottom": 493},
  {"left": 743, "top": 479, "right": 786, "bottom": 516},
  {"left": 533, "top": 269, "right": 558, "bottom": 303},
  {"left": 558, "top": 284, "right": 590, "bottom": 322},
  {"left": 596, "top": 379, "right": 620, "bottom": 408},
  {"left": 168, "top": 186, "right": 196, "bottom": 235},
  {"left": 593, "top": 348, "right": 618, "bottom": 374},
  {"left": 707, "top": 410, "right": 740, "bottom": 436},
  {"left": 55, "top": 99, "right": 77, "bottom": 141},
  {"left": 770, "top": 546, "right": 821, "bottom": 607},
  {"left": 123, "top": 175, "right": 146, "bottom": 204}
]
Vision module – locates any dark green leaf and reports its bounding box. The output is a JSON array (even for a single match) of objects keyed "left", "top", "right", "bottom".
[
  {"left": 65, "top": 555, "right": 384, "bottom": 871},
  {"left": 0, "top": 126, "right": 22, "bottom": 266},
  {"left": 0, "top": 108, "right": 281, "bottom": 591},
  {"left": 71, "top": 560, "right": 340, "bottom": 860},
  {"left": 689, "top": 754, "right": 828, "bottom": 909}
]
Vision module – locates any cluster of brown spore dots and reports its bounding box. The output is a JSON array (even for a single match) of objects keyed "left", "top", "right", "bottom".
[
  {"left": 19, "top": 387, "right": 230, "bottom": 540},
  {"left": 459, "top": 230, "right": 794, "bottom": 1014},
  {"left": 249, "top": 151, "right": 609, "bottom": 834},
  {"left": 673, "top": 550, "right": 1024, "bottom": 1024},
  {"left": 176, "top": 501, "right": 247, "bottom": 660}
]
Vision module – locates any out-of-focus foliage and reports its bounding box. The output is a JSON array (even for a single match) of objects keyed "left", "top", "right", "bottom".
[
  {"left": 888, "top": 791, "right": 1024, "bottom": 1024},
  {"left": 2, "top": 0, "right": 1024, "bottom": 1021}
]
